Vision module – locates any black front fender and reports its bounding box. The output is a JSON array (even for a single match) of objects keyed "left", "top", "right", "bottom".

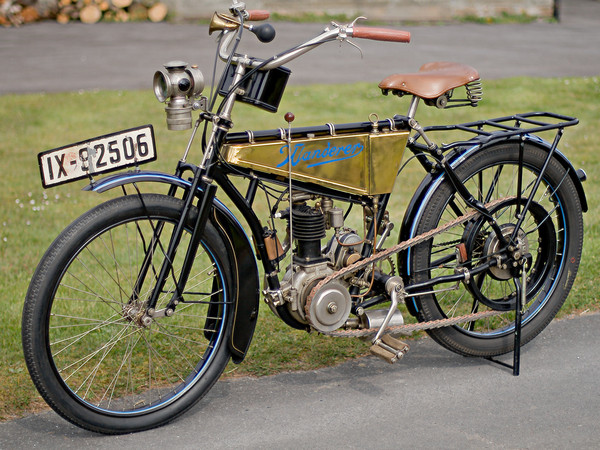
[{"left": 84, "top": 170, "right": 260, "bottom": 363}]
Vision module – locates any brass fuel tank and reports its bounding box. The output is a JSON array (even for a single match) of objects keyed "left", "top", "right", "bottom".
[{"left": 222, "top": 128, "right": 409, "bottom": 195}]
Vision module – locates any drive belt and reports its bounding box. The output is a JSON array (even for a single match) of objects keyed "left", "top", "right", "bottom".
[{"left": 305, "top": 197, "right": 511, "bottom": 334}]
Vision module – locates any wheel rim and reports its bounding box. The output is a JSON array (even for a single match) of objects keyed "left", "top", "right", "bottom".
[
  {"left": 419, "top": 161, "right": 567, "bottom": 338},
  {"left": 46, "top": 215, "right": 228, "bottom": 416}
]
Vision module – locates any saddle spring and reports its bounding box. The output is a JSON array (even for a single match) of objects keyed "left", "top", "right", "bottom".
[{"left": 444, "top": 79, "right": 484, "bottom": 108}]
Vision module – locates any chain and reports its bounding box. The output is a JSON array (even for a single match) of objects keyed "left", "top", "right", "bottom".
[
  {"left": 305, "top": 197, "right": 512, "bottom": 327},
  {"left": 324, "top": 309, "right": 504, "bottom": 338}
]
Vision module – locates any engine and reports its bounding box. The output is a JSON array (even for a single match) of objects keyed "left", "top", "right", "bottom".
[{"left": 275, "top": 198, "right": 364, "bottom": 333}]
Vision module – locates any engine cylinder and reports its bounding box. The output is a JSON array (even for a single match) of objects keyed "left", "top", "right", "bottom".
[{"left": 290, "top": 205, "right": 326, "bottom": 262}]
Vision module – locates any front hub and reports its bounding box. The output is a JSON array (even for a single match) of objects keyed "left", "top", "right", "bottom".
[{"left": 122, "top": 302, "right": 152, "bottom": 328}]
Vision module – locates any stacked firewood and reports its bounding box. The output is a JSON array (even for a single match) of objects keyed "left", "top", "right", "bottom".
[{"left": 1, "top": 0, "right": 167, "bottom": 26}]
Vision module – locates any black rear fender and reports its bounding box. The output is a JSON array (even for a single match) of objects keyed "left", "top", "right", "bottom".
[{"left": 398, "top": 135, "right": 587, "bottom": 316}]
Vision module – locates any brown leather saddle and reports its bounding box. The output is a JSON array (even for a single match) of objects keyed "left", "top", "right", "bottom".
[{"left": 379, "top": 61, "right": 480, "bottom": 100}]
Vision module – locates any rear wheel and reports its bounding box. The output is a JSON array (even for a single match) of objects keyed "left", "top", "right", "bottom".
[
  {"left": 408, "top": 142, "right": 583, "bottom": 356},
  {"left": 22, "top": 194, "right": 234, "bottom": 433}
]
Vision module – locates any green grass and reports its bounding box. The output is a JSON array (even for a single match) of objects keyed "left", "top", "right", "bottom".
[
  {"left": 269, "top": 12, "right": 354, "bottom": 23},
  {"left": 1, "top": 76, "right": 599, "bottom": 420},
  {"left": 459, "top": 11, "right": 546, "bottom": 24}
]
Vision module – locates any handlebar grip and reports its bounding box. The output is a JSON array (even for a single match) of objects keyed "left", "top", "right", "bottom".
[
  {"left": 246, "top": 10, "right": 270, "bottom": 21},
  {"left": 351, "top": 26, "right": 411, "bottom": 43}
]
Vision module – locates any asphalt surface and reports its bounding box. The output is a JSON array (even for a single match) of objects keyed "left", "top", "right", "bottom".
[
  {"left": 1, "top": 312, "right": 599, "bottom": 448},
  {"left": 1, "top": 0, "right": 600, "bottom": 447},
  {"left": 1, "top": 0, "right": 600, "bottom": 95}
]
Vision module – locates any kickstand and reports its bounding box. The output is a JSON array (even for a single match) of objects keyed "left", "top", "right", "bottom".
[{"left": 486, "top": 269, "right": 525, "bottom": 376}]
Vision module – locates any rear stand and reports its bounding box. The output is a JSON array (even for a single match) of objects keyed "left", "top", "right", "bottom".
[
  {"left": 485, "top": 305, "right": 522, "bottom": 375},
  {"left": 485, "top": 273, "right": 525, "bottom": 376}
]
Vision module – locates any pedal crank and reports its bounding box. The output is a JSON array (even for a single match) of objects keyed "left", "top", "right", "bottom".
[
  {"left": 370, "top": 334, "right": 410, "bottom": 364},
  {"left": 369, "top": 275, "right": 410, "bottom": 363}
]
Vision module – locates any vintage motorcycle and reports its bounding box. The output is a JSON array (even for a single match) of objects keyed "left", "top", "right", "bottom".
[{"left": 22, "top": 1, "right": 586, "bottom": 434}]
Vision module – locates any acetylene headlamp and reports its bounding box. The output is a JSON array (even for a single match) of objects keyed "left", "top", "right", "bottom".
[{"left": 153, "top": 61, "right": 204, "bottom": 130}]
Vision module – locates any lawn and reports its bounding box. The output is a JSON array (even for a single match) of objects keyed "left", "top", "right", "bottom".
[{"left": 1, "top": 76, "right": 598, "bottom": 419}]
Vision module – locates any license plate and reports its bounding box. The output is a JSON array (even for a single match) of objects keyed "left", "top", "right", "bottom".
[{"left": 38, "top": 125, "right": 157, "bottom": 188}]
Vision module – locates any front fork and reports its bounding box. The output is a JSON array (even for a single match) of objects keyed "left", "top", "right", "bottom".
[
  {"left": 133, "top": 60, "right": 254, "bottom": 315},
  {"left": 126, "top": 166, "right": 216, "bottom": 324},
  {"left": 132, "top": 124, "right": 225, "bottom": 319}
]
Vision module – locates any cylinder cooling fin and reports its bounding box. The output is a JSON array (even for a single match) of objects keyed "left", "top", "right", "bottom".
[
  {"left": 289, "top": 205, "right": 326, "bottom": 263},
  {"left": 290, "top": 205, "right": 326, "bottom": 240}
]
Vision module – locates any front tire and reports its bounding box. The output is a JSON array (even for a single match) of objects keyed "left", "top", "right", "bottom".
[
  {"left": 22, "top": 194, "right": 234, "bottom": 433},
  {"left": 408, "top": 142, "right": 583, "bottom": 357}
]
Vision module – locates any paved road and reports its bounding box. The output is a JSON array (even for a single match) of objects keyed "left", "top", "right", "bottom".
[
  {"left": 1, "top": 312, "right": 599, "bottom": 448},
  {"left": 1, "top": 0, "right": 600, "bottom": 95}
]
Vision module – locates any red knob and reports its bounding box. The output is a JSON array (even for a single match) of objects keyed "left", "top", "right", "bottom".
[{"left": 284, "top": 112, "right": 295, "bottom": 123}]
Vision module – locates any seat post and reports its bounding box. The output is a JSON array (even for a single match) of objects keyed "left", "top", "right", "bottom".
[
  {"left": 406, "top": 95, "right": 437, "bottom": 152},
  {"left": 407, "top": 95, "right": 420, "bottom": 119}
]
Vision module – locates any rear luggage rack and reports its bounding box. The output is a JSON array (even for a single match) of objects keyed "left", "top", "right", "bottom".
[{"left": 407, "top": 111, "right": 579, "bottom": 151}]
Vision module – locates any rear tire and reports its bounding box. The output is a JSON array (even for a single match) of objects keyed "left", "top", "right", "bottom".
[
  {"left": 22, "top": 194, "right": 234, "bottom": 433},
  {"left": 408, "top": 142, "right": 583, "bottom": 357}
]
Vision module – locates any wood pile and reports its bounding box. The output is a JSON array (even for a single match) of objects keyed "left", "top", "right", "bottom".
[{"left": 1, "top": 0, "right": 168, "bottom": 26}]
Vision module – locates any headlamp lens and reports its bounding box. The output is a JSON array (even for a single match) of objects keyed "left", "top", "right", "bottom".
[{"left": 153, "top": 70, "right": 171, "bottom": 103}]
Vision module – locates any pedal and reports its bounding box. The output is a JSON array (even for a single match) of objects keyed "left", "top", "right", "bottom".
[{"left": 370, "top": 334, "right": 410, "bottom": 364}]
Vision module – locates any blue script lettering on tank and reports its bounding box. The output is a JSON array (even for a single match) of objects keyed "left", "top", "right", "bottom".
[{"left": 276, "top": 141, "right": 364, "bottom": 168}]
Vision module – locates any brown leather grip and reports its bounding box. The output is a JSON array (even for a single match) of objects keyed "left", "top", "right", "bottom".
[
  {"left": 352, "top": 26, "right": 411, "bottom": 43},
  {"left": 246, "top": 10, "right": 270, "bottom": 21}
]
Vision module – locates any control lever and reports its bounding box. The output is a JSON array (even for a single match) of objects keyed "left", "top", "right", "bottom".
[
  {"left": 330, "top": 17, "right": 366, "bottom": 57},
  {"left": 344, "top": 38, "right": 364, "bottom": 58}
]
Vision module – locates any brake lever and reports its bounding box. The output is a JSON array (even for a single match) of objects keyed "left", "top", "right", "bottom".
[
  {"left": 332, "top": 16, "right": 367, "bottom": 58},
  {"left": 344, "top": 38, "right": 364, "bottom": 58}
]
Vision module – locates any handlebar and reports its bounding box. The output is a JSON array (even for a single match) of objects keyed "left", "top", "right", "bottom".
[
  {"left": 350, "top": 26, "right": 411, "bottom": 43},
  {"left": 217, "top": 11, "right": 411, "bottom": 71},
  {"left": 245, "top": 10, "right": 270, "bottom": 21}
]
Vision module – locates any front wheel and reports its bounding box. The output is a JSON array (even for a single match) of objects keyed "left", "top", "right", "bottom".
[
  {"left": 22, "top": 194, "right": 234, "bottom": 434},
  {"left": 407, "top": 142, "right": 583, "bottom": 357}
]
